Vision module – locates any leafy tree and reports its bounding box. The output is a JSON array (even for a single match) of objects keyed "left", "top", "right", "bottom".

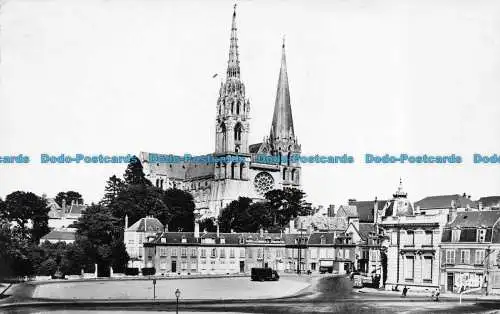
[
  {"left": 218, "top": 197, "right": 253, "bottom": 232},
  {"left": 163, "top": 188, "right": 195, "bottom": 232},
  {"left": 74, "top": 205, "right": 128, "bottom": 276},
  {"left": 101, "top": 175, "right": 126, "bottom": 206},
  {"left": 124, "top": 156, "right": 152, "bottom": 186},
  {"left": 199, "top": 218, "right": 217, "bottom": 232},
  {"left": 109, "top": 184, "right": 167, "bottom": 227},
  {"left": 3, "top": 191, "right": 49, "bottom": 243},
  {"left": 265, "top": 188, "right": 307, "bottom": 228},
  {"left": 38, "top": 258, "right": 57, "bottom": 276},
  {"left": 55, "top": 191, "right": 83, "bottom": 208}
]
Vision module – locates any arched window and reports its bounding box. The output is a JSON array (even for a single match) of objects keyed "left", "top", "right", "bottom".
[
  {"left": 278, "top": 148, "right": 282, "bottom": 165},
  {"left": 231, "top": 162, "right": 236, "bottom": 179},
  {"left": 234, "top": 123, "right": 242, "bottom": 142},
  {"left": 236, "top": 101, "right": 240, "bottom": 115},
  {"left": 240, "top": 162, "right": 245, "bottom": 179},
  {"left": 283, "top": 167, "right": 287, "bottom": 181},
  {"left": 220, "top": 122, "right": 227, "bottom": 151},
  {"left": 231, "top": 100, "right": 234, "bottom": 114},
  {"left": 291, "top": 169, "right": 296, "bottom": 182},
  {"left": 287, "top": 152, "right": 291, "bottom": 166},
  {"left": 156, "top": 179, "right": 159, "bottom": 187}
]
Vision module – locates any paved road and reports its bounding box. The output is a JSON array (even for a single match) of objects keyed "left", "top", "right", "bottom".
[{"left": 30, "top": 277, "right": 310, "bottom": 300}]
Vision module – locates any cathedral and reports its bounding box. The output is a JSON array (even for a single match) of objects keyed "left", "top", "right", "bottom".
[{"left": 140, "top": 7, "right": 301, "bottom": 218}]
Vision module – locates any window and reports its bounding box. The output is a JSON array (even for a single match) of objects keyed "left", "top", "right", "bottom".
[
  {"left": 277, "top": 249, "right": 282, "bottom": 258},
  {"left": 452, "top": 229, "right": 461, "bottom": 242},
  {"left": 475, "top": 250, "right": 485, "bottom": 265},
  {"left": 460, "top": 249, "right": 470, "bottom": 264},
  {"left": 423, "top": 231, "right": 433, "bottom": 246},
  {"left": 201, "top": 248, "right": 206, "bottom": 258},
  {"left": 257, "top": 248, "right": 263, "bottom": 259},
  {"left": 327, "top": 249, "right": 334, "bottom": 259},
  {"left": 477, "top": 229, "right": 486, "bottom": 243},
  {"left": 160, "top": 257, "right": 167, "bottom": 270},
  {"left": 181, "top": 237, "right": 187, "bottom": 243},
  {"left": 191, "top": 248, "right": 197, "bottom": 257},
  {"left": 181, "top": 262, "right": 187, "bottom": 270},
  {"left": 239, "top": 248, "right": 245, "bottom": 258},
  {"left": 319, "top": 248, "right": 327, "bottom": 259},
  {"left": 391, "top": 232, "right": 397, "bottom": 245},
  {"left": 405, "top": 256, "right": 414, "bottom": 280},
  {"left": 345, "top": 249, "right": 350, "bottom": 259},
  {"left": 220, "top": 248, "right": 226, "bottom": 258},
  {"left": 310, "top": 249, "right": 318, "bottom": 259},
  {"left": 248, "top": 248, "right": 253, "bottom": 259},
  {"left": 181, "top": 247, "right": 187, "bottom": 258},
  {"left": 230, "top": 248, "right": 235, "bottom": 258},
  {"left": 320, "top": 236, "right": 326, "bottom": 245},
  {"left": 422, "top": 257, "right": 432, "bottom": 281},
  {"left": 406, "top": 230, "right": 415, "bottom": 246},
  {"left": 220, "top": 238, "right": 226, "bottom": 244},
  {"left": 211, "top": 248, "right": 217, "bottom": 258},
  {"left": 445, "top": 249, "right": 456, "bottom": 264},
  {"left": 337, "top": 249, "right": 343, "bottom": 259}
]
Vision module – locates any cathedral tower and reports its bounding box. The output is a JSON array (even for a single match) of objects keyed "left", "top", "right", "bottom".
[
  {"left": 215, "top": 5, "right": 250, "bottom": 155},
  {"left": 265, "top": 39, "right": 301, "bottom": 188}
]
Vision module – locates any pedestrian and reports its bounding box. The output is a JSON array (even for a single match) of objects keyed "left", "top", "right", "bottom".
[
  {"left": 434, "top": 289, "right": 440, "bottom": 302},
  {"left": 402, "top": 286, "right": 408, "bottom": 297}
]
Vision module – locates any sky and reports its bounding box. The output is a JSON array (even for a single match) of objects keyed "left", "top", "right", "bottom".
[{"left": 0, "top": 0, "right": 499, "bottom": 207}]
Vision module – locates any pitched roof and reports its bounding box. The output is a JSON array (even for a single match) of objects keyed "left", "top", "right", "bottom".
[
  {"left": 415, "top": 194, "right": 476, "bottom": 210},
  {"left": 40, "top": 229, "right": 76, "bottom": 241},
  {"left": 478, "top": 196, "right": 500, "bottom": 208},
  {"left": 127, "top": 216, "right": 164, "bottom": 232},
  {"left": 346, "top": 200, "right": 389, "bottom": 223},
  {"left": 308, "top": 232, "right": 336, "bottom": 245},
  {"left": 358, "top": 223, "right": 376, "bottom": 240},
  {"left": 447, "top": 211, "right": 500, "bottom": 228},
  {"left": 68, "top": 204, "right": 87, "bottom": 215},
  {"left": 337, "top": 205, "right": 357, "bottom": 218},
  {"left": 249, "top": 143, "right": 263, "bottom": 154},
  {"left": 295, "top": 216, "right": 347, "bottom": 231}
]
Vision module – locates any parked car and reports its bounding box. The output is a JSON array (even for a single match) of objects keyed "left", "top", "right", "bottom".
[
  {"left": 251, "top": 268, "right": 279, "bottom": 281},
  {"left": 51, "top": 270, "right": 66, "bottom": 280}
]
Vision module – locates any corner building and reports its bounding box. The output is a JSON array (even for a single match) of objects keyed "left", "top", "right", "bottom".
[{"left": 140, "top": 7, "right": 302, "bottom": 218}]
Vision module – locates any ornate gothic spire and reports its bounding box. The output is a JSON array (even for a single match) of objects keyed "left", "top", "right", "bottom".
[
  {"left": 227, "top": 4, "right": 240, "bottom": 79},
  {"left": 270, "top": 37, "right": 295, "bottom": 140}
]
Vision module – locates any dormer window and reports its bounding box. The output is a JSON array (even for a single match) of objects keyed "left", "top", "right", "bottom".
[
  {"left": 181, "top": 237, "right": 187, "bottom": 243},
  {"left": 452, "top": 229, "right": 461, "bottom": 242},
  {"left": 220, "top": 238, "right": 226, "bottom": 244},
  {"left": 320, "top": 236, "right": 326, "bottom": 245},
  {"left": 161, "top": 237, "right": 166, "bottom": 244}
]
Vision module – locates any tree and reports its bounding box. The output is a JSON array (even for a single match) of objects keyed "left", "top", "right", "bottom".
[
  {"left": 108, "top": 184, "right": 168, "bottom": 227},
  {"left": 199, "top": 218, "right": 217, "bottom": 232},
  {"left": 74, "top": 205, "right": 128, "bottom": 276},
  {"left": 163, "top": 188, "right": 196, "bottom": 232},
  {"left": 55, "top": 191, "right": 83, "bottom": 208},
  {"left": 265, "top": 188, "right": 307, "bottom": 228},
  {"left": 101, "top": 175, "right": 126, "bottom": 206},
  {"left": 3, "top": 191, "right": 49, "bottom": 243},
  {"left": 124, "top": 156, "right": 152, "bottom": 186},
  {"left": 218, "top": 197, "right": 253, "bottom": 232}
]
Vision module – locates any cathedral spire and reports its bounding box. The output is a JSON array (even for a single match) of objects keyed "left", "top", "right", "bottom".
[
  {"left": 270, "top": 37, "right": 295, "bottom": 140},
  {"left": 227, "top": 4, "right": 240, "bottom": 79}
]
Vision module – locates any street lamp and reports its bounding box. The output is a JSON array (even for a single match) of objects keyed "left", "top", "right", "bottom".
[{"left": 175, "top": 288, "right": 181, "bottom": 314}]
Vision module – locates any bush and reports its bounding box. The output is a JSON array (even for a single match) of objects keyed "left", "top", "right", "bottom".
[
  {"left": 37, "top": 258, "right": 58, "bottom": 276},
  {"left": 141, "top": 267, "right": 156, "bottom": 276},
  {"left": 125, "top": 268, "right": 139, "bottom": 276}
]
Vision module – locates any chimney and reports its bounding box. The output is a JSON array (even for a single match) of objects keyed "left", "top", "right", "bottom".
[
  {"left": 216, "top": 223, "right": 220, "bottom": 238},
  {"left": 260, "top": 228, "right": 264, "bottom": 237},
  {"left": 289, "top": 219, "right": 295, "bottom": 233},
  {"left": 125, "top": 215, "right": 129, "bottom": 230},
  {"left": 194, "top": 219, "right": 200, "bottom": 239},
  {"left": 448, "top": 201, "right": 458, "bottom": 223},
  {"left": 328, "top": 204, "right": 335, "bottom": 217}
]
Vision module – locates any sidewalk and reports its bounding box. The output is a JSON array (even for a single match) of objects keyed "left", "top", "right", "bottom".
[{"left": 356, "top": 287, "right": 500, "bottom": 301}]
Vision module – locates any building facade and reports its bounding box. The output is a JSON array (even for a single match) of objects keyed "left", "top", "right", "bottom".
[
  {"left": 139, "top": 7, "right": 302, "bottom": 218},
  {"left": 440, "top": 210, "right": 500, "bottom": 295}
]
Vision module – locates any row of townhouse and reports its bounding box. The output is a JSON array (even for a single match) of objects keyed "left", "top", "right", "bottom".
[{"left": 141, "top": 228, "right": 362, "bottom": 276}]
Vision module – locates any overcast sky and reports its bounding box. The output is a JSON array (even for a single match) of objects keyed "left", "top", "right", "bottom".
[{"left": 0, "top": 0, "right": 499, "bottom": 207}]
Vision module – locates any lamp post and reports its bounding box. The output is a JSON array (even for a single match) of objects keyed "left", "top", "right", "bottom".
[{"left": 175, "top": 288, "right": 181, "bottom": 314}]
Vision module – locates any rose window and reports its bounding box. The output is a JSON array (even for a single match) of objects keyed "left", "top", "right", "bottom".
[{"left": 254, "top": 172, "right": 274, "bottom": 195}]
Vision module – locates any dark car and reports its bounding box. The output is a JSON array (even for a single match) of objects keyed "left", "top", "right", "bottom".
[
  {"left": 251, "top": 268, "right": 279, "bottom": 281},
  {"left": 51, "top": 270, "right": 66, "bottom": 280}
]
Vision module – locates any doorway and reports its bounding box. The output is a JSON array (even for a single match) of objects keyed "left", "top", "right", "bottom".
[
  {"left": 171, "top": 260, "right": 177, "bottom": 273},
  {"left": 239, "top": 261, "right": 245, "bottom": 273},
  {"left": 447, "top": 273, "right": 454, "bottom": 292}
]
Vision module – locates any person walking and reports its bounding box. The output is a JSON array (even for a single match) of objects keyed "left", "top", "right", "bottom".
[
  {"left": 434, "top": 289, "right": 440, "bottom": 302},
  {"left": 402, "top": 286, "right": 409, "bottom": 297}
]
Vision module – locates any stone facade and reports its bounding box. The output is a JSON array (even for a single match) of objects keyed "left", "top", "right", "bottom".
[{"left": 139, "top": 7, "right": 301, "bottom": 218}]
